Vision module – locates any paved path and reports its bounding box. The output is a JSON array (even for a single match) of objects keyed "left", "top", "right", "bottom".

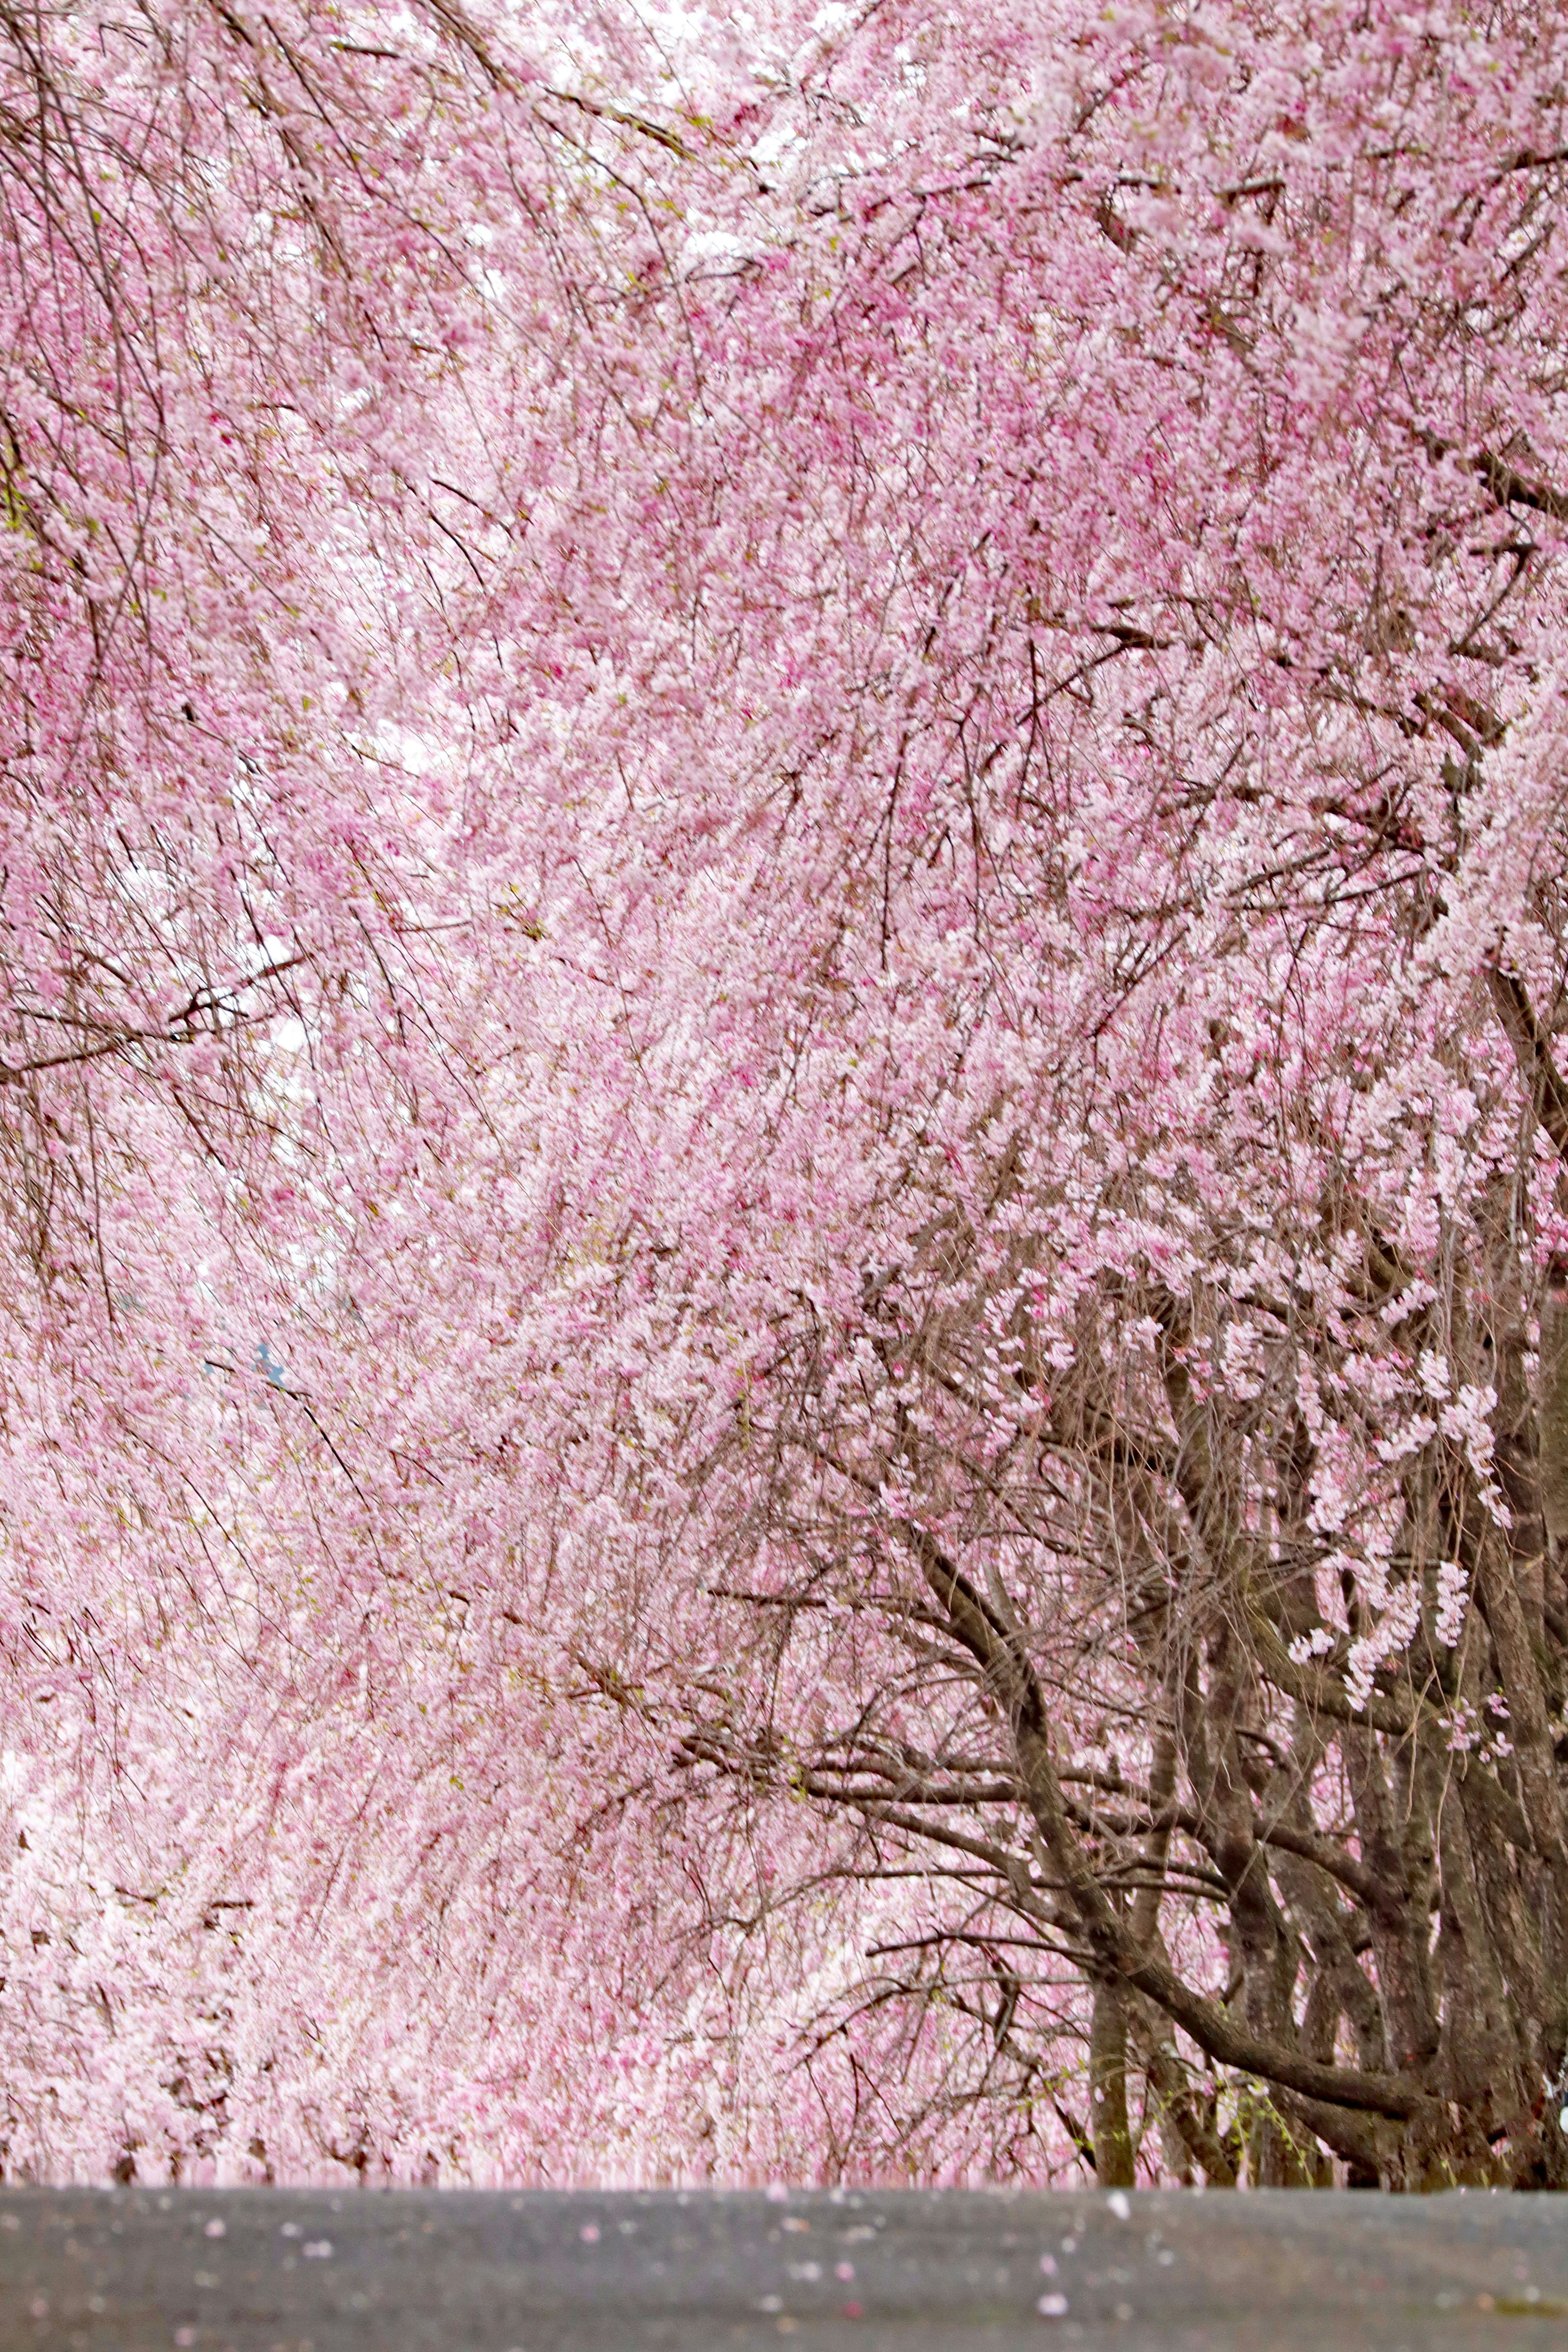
[{"left": 4, "top": 2186, "right": 1567, "bottom": 2350}]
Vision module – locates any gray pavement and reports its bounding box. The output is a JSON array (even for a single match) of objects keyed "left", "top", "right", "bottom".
[{"left": 2, "top": 2185, "right": 1567, "bottom": 2350}]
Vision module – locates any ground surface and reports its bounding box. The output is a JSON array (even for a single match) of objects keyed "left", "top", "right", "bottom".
[{"left": 3, "top": 2185, "right": 1568, "bottom": 2350}]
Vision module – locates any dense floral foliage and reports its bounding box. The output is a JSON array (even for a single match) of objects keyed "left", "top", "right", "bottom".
[{"left": 7, "top": 0, "right": 1568, "bottom": 2189}]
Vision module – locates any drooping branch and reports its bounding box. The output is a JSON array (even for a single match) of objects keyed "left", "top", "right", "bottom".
[
  {"left": 1486, "top": 964, "right": 1568, "bottom": 1158},
  {"left": 899, "top": 1521, "right": 1428, "bottom": 2123}
]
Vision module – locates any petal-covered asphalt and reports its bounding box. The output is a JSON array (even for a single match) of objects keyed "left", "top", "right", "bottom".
[{"left": 2, "top": 2186, "right": 1566, "bottom": 2350}]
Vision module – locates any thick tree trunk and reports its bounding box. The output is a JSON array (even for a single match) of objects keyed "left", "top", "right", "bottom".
[{"left": 1089, "top": 1976, "right": 1136, "bottom": 2189}]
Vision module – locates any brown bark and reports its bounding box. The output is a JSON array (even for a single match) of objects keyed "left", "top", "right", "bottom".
[{"left": 1088, "top": 1976, "right": 1136, "bottom": 2188}]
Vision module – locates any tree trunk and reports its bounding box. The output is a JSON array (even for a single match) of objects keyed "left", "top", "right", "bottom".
[{"left": 1089, "top": 1976, "right": 1136, "bottom": 2189}]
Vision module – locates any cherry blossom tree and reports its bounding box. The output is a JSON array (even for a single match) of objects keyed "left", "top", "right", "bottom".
[
  {"left": 553, "top": 0, "right": 1568, "bottom": 2190},
  {"left": 10, "top": 0, "right": 1568, "bottom": 2195},
  {"left": 0, "top": 0, "right": 753, "bottom": 2186}
]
